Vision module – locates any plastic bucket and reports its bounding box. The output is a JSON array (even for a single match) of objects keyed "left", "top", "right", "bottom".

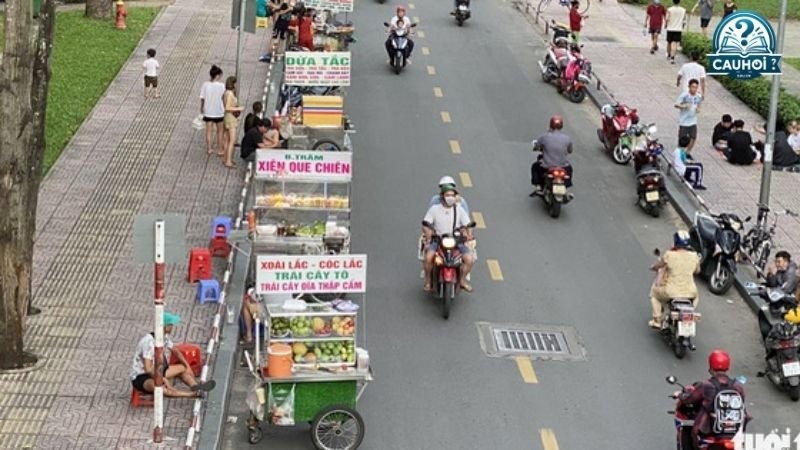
[{"left": 267, "top": 343, "right": 293, "bottom": 377}]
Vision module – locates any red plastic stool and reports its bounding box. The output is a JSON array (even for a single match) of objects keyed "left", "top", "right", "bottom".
[
  {"left": 209, "top": 236, "right": 231, "bottom": 258},
  {"left": 131, "top": 389, "right": 154, "bottom": 408},
  {"left": 187, "top": 248, "right": 212, "bottom": 283},
  {"left": 170, "top": 343, "right": 203, "bottom": 377}
]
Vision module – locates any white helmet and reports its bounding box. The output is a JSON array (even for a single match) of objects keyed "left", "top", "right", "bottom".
[{"left": 438, "top": 176, "right": 456, "bottom": 187}]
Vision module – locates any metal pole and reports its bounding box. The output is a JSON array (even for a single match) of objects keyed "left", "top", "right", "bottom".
[
  {"left": 757, "top": 0, "right": 788, "bottom": 209},
  {"left": 235, "top": 0, "right": 246, "bottom": 96},
  {"left": 153, "top": 220, "right": 166, "bottom": 443}
]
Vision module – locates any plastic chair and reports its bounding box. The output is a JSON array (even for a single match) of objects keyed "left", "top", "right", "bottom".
[{"left": 197, "top": 279, "right": 221, "bottom": 304}]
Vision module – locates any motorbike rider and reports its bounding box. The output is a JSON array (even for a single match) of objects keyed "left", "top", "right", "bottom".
[
  {"left": 428, "top": 176, "right": 470, "bottom": 215},
  {"left": 450, "top": 0, "right": 470, "bottom": 16},
  {"left": 765, "top": 251, "right": 798, "bottom": 295},
  {"left": 422, "top": 185, "right": 474, "bottom": 293},
  {"left": 677, "top": 350, "right": 749, "bottom": 444},
  {"left": 385, "top": 6, "right": 414, "bottom": 64},
  {"left": 530, "top": 115, "right": 574, "bottom": 197},
  {"left": 649, "top": 230, "right": 700, "bottom": 328}
]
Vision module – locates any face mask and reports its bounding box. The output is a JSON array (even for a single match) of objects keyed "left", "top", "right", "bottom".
[{"left": 444, "top": 196, "right": 456, "bottom": 206}]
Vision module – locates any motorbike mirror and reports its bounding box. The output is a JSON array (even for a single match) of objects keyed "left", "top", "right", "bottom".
[
  {"left": 467, "top": 221, "right": 477, "bottom": 228},
  {"left": 744, "top": 216, "right": 752, "bottom": 222},
  {"left": 653, "top": 248, "right": 661, "bottom": 257},
  {"left": 411, "top": 23, "right": 419, "bottom": 27},
  {"left": 383, "top": 22, "right": 390, "bottom": 26},
  {"left": 665, "top": 375, "right": 677, "bottom": 385},
  {"left": 735, "top": 375, "right": 748, "bottom": 385}
]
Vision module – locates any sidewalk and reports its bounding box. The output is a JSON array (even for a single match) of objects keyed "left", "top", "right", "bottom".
[
  {"left": 534, "top": 0, "right": 800, "bottom": 259},
  {"left": 0, "top": 0, "right": 270, "bottom": 447}
]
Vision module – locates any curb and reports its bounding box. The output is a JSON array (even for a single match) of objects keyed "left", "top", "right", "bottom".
[{"left": 520, "top": 4, "right": 766, "bottom": 316}]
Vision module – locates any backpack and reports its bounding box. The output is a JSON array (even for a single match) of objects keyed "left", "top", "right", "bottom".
[{"left": 709, "top": 377, "right": 745, "bottom": 435}]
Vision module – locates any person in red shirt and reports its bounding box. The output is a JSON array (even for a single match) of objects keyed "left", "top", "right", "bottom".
[
  {"left": 289, "top": 6, "right": 315, "bottom": 50},
  {"left": 644, "top": 0, "right": 667, "bottom": 54},
  {"left": 568, "top": 1, "right": 585, "bottom": 44}
]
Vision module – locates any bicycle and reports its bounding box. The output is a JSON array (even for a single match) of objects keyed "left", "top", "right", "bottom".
[{"left": 741, "top": 206, "right": 798, "bottom": 275}]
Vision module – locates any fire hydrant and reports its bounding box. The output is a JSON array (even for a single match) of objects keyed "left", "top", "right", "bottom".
[{"left": 115, "top": 0, "right": 127, "bottom": 30}]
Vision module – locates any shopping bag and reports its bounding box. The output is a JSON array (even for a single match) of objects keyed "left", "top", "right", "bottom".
[
  {"left": 192, "top": 114, "right": 204, "bottom": 130},
  {"left": 267, "top": 383, "right": 296, "bottom": 426},
  {"left": 246, "top": 380, "right": 266, "bottom": 421}
]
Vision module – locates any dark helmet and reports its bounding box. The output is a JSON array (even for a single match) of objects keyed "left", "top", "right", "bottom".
[
  {"left": 549, "top": 115, "right": 564, "bottom": 130},
  {"left": 673, "top": 230, "right": 691, "bottom": 249},
  {"left": 708, "top": 349, "right": 731, "bottom": 372}
]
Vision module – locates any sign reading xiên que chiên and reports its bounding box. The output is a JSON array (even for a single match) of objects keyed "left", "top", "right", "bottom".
[
  {"left": 255, "top": 150, "right": 352, "bottom": 181},
  {"left": 256, "top": 254, "right": 367, "bottom": 294},
  {"left": 284, "top": 52, "right": 351, "bottom": 87}
]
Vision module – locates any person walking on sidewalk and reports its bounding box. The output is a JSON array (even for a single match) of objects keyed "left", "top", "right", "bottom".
[
  {"left": 675, "top": 78, "right": 702, "bottom": 151},
  {"left": 142, "top": 48, "right": 161, "bottom": 99},
  {"left": 200, "top": 65, "right": 226, "bottom": 156},
  {"left": 677, "top": 51, "right": 706, "bottom": 96},
  {"left": 644, "top": 0, "right": 667, "bottom": 54},
  {"left": 569, "top": 1, "right": 587, "bottom": 45},
  {"left": 665, "top": 0, "right": 687, "bottom": 64},
  {"left": 722, "top": 0, "right": 736, "bottom": 18},
  {"left": 673, "top": 135, "right": 706, "bottom": 189},
  {"left": 690, "top": 0, "right": 715, "bottom": 38}
]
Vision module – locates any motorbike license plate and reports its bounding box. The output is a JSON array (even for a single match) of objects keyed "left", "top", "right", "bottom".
[
  {"left": 645, "top": 191, "right": 660, "bottom": 202},
  {"left": 782, "top": 361, "right": 800, "bottom": 377},
  {"left": 458, "top": 4, "right": 468, "bottom": 10},
  {"left": 552, "top": 184, "right": 567, "bottom": 195},
  {"left": 678, "top": 320, "right": 696, "bottom": 337}
]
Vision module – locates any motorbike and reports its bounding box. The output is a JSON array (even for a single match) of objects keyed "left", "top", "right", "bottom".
[
  {"left": 755, "top": 286, "right": 800, "bottom": 401},
  {"left": 689, "top": 212, "right": 746, "bottom": 295},
  {"left": 666, "top": 375, "right": 746, "bottom": 450},
  {"left": 632, "top": 125, "right": 666, "bottom": 217},
  {"left": 454, "top": 0, "right": 471, "bottom": 26},
  {"left": 422, "top": 225, "right": 475, "bottom": 319},
  {"left": 384, "top": 22, "right": 417, "bottom": 75},
  {"left": 652, "top": 249, "right": 702, "bottom": 359},
  {"left": 531, "top": 141, "right": 572, "bottom": 218},
  {"left": 597, "top": 103, "right": 639, "bottom": 165},
  {"left": 538, "top": 40, "right": 592, "bottom": 103}
]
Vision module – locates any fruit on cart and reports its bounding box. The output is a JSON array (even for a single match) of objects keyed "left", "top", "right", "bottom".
[
  {"left": 292, "top": 342, "right": 308, "bottom": 357},
  {"left": 271, "top": 318, "right": 291, "bottom": 336},
  {"left": 311, "top": 317, "right": 326, "bottom": 333},
  {"left": 312, "top": 222, "right": 326, "bottom": 236},
  {"left": 332, "top": 316, "right": 355, "bottom": 336},
  {"left": 290, "top": 317, "right": 313, "bottom": 337},
  {"left": 304, "top": 352, "right": 317, "bottom": 363}
]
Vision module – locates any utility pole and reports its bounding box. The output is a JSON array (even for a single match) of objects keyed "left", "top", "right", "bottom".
[{"left": 235, "top": 0, "right": 246, "bottom": 96}]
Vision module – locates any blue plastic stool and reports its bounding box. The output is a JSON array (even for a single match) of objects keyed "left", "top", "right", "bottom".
[
  {"left": 210, "top": 216, "right": 233, "bottom": 239},
  {"left": 197, "top": 279, "right": 221, "bottom": 304}
]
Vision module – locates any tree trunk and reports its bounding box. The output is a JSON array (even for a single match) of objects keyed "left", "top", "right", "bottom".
[
  {"left": 85, "top": 0, "right": 112, "bottom": 19},
  {"left": 0, "top": 0, "right": 56, "bottom": 371}
]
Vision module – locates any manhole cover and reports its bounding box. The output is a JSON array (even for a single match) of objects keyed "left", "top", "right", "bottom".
[
  {"left": 476, "top": 322, "right": 586, "bottom": 361},
  {"left": 582, "top": 36, "right": 618, "bottom": 43}
]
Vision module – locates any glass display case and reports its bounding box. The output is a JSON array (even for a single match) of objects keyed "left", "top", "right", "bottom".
[{"left": 267, "top": 303, "right": 357, "bottom": 367}]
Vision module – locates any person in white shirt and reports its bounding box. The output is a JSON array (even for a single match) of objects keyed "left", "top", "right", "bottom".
[
  {"left": 385, "top": 6, "right": 415, "bottom": 64},
  {"left": 788, "top": 120, "right": 800, "bottom": 154},
  {"left": 142, "top": 48, "right": 160, "bottom": 99},
  {"left": 422, "top": 186, "right": 475, "bottom": 292},
  {"left": 677, "top": 51, "right": 706, "bottom": 96},
  {"left": 665, "top": 0, "right": 687, "bottom": 64},
  {"left": 200, "top": 65, "right": 226, "bottom": 156}
]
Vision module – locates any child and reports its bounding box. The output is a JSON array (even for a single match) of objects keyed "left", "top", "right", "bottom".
[
  {"left": 722, "top": 0, "right": 736, "bottom": 18},
  {"left": 244, "top": 101, "right": 264, "bottom": 132},
  {"left": 673, "top": 135, "right": 706, "bottom": 190},
  {"left": 142, "top": 48, "right": 160, "bottom": 99}
]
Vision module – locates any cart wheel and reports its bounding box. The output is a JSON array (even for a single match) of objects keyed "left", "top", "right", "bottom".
[
  {"left": 310, "top": 405, "right": 365, "bottom": 450},
  {"left": 248, "top": 426, "right": 263, "bottom": 445}
]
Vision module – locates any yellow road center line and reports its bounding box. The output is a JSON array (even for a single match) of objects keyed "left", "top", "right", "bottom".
[
  {"left": 449, "top": 140, "right": 461, "bottom": 154},
  {"left": 472, "top": 211, "right": 486, "bottom": 229},
  {"left": 433, "top": 87, "right": 443, "bottom": 97},
  {"left": 408, "top": 2, "right": 415, "bottom": 8},
  {"left": 422, "top": 47, "right": 430, "bottom": 55},
  {"left": 427, "top": 65, "right": 436, "bottom": 75},
  {"left": 515, "top": 356, "right": 538, "bottom": 384},
  {"left": 417, "top": 30, "right": 425, "bottom": 38},
  {"left": 540, "top": 428, "right": 560, "bottom": 450},
  {"left": 441, "top": 111, "right": 451, "bottom": 123},
  {"left": 487, "top": 259, "right": 503, "bottom": 280},
  {"left": 459, "top": 172, "right": 472, "bottom": 187}
]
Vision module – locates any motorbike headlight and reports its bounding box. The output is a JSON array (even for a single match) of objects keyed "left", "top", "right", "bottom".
[
  {"left": 731, "top": 221, "right": 741, "bottom": 231},
  {"left": 442, "top": 237, "right": 456, "bottom": 249}
]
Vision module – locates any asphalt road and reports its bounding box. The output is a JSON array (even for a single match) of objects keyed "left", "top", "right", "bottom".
[{"left": 220, "top": 0, "right": 797, "bottom": 448}]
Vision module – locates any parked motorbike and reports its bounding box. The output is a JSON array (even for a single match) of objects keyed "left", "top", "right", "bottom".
[
  {"left": 538, "top": 40, "right": 591, "bottom": 103},
  {"left": 652, "top": 249, "right": 701, "bottom": 358},
  {"left": 633, "top": 126, "right": 666, "bottom": 217},
  {"left": 597, "top": 103, "right": 639, "bottom": 165},
  {"left": 422, "top": 226, "right": 475, "bottom": 319},
  {"left": 454, "top": 0, "right": 471, "bottom": 26},
  {"left": 754, "top": 286, "right": 800, "bottom": 401},
  {"left": 531, "top": 141, "right": 572, "bottom": 218},
  {"left": 666, "top": 375, "right": 746, "bottom": 450},
  {"left": 384, "top": 22, "right": 417, "bottom": 74},
  {"left": 689, "top": 212, "right": 747, "bottom": 295}
]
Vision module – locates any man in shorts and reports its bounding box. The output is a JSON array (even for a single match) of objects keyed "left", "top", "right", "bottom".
[
  {"left": 691, "top": 0, "right": 716, "bottom": 38},
  {"left": 267, "top": 1, "right": 293, "bottom": 59},
  {"left": 130, "top": 312, "right": 216, "bottom": 398},
  {"left": 675, "top": 78, "right": 703, "bottom": 152},
  {"left": 665, "top": 0, "right": 686, "bottom": 64},
  {"left": 644, "top": 0, "right": 667, "bottom": 54}
]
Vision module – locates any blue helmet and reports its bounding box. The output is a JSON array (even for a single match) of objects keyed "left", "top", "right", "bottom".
[{"left": 673, "top": 230, "right": 691, "bottom": 249}]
